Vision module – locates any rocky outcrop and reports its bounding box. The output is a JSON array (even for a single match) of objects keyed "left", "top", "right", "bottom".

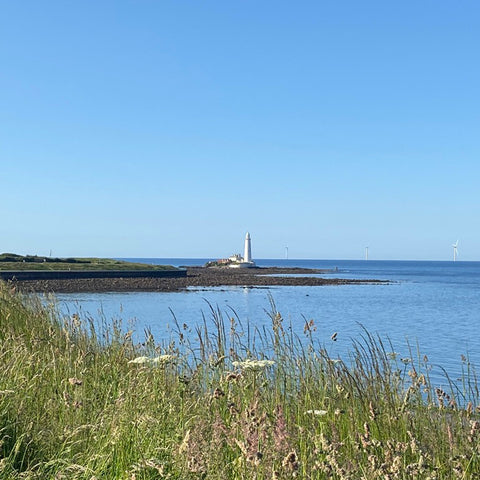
[{"left": 11, "top": 266, "right": 386, "bottom": 293}]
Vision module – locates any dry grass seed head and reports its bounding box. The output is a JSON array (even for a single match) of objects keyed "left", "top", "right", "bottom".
[
  {"left": 282, "top": 451, "right": 299, "bottom": 472},
  {"left": 304, "top": 319, "right": 316, "bottom": 333},
  {"left": 228, "top": 402, "right": 240, "bottom": 415},
  {"left": 63, "top": 391, "right": 71, "bottom": 407},
  {"left": 468, "top": 420, "right": 480, "bottom": 443},
  {"left": 447, "top": 423, "right": 454, "bottom": 451},
  {"left": 225, "top": 372, "right": 241, "bottom": 382},
  {"left": 435, "top": 388, "right": 450, "bottom": 409},
  {"left": 274, "top": 405, "right": 290, "bottom": 455},
  {"left": 407, "top": 430, "right": 420, "bottom": 455},
  {"left": 212, "top": 387, "right": 225, "bottom": 399},
  {"left": 68, "top": 377, "right": 83, "bottom": 386}
]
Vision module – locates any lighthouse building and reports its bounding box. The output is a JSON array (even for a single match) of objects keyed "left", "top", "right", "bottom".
[{"left": 229, "top": 232, "right": 256, "bottom": 268}]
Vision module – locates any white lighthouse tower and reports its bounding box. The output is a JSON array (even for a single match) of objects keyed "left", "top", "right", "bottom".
[
  {"left": 229, "top": 232, "right": 256, "bottom": 268},
  {"left": 244, "top": 232, "right": 252, "bottom": 263}
]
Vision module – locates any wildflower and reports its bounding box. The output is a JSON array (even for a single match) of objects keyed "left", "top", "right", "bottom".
[
  {"left": 151, "top": 354, "right": 175, "bottom": 364},
  {"left": 128, "top": 356, "right": 150, "bottom": 364},
  {"left": 232, "top": 359, "right": 275, "bottom": 371},
  {"left": 305, "top": 409, "right": 328, "bottom": 416},
  {"left": 128, "top": 355, "right": 175, "bottom": 365}
]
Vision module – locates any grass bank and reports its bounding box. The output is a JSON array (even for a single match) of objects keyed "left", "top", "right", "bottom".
[
  {"left": 0, "top": 254, "right": 175, "bottom": 271},
  {"left": 0, "top": 283, "right": 479, "bottom": 479}
]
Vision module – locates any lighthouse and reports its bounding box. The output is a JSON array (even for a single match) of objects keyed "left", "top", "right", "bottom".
[
  {"left": 244, "top": 232, "right": 252, "bottom": 263},
  {"left": 228, "top": 232, "right": 256, "bottom": 268}
]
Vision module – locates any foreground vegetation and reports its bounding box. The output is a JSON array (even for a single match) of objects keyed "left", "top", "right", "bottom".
[
  {"left": 0, "top": 253, "right": 175, "bottom": 271},
  {"left": 0, "top": 283, "right": 479, "bottom": 479}
]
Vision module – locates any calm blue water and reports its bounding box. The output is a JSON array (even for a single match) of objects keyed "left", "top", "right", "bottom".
[{"left": 55, "top": 259, "right": 480, "bottom": 389}]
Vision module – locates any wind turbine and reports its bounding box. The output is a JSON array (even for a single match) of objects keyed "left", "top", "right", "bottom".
[{"left": 452, "top": 240, "right": 459, "bottom": 262}]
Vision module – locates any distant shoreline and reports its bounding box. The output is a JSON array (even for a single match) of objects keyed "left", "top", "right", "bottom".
[
  {"left": 11, "top": 266, "right": 387, "bottom": 293},
  {"left": 0, "top": 269, "right": 185, "bottom": 281}
]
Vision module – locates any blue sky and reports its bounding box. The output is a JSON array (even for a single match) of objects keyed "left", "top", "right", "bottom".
[{"left": 1, "top": 1, "right": 479, "bottom": 260}]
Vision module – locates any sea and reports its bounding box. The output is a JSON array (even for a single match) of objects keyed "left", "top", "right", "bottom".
[{"left": 55, "top": 259, "right": 480, "bottom": 390}]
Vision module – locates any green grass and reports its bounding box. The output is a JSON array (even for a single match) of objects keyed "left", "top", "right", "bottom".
[
  {"left": 0, "top": 253, "right": 176, "bottom": 271},
  {"left": 0, "top": 282, "right": 479, "bottom": 478}
]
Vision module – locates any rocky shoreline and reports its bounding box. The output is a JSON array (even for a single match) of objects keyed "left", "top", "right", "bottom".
[{"left": 12, "top": 266, "right": 387, "bottom": 293}]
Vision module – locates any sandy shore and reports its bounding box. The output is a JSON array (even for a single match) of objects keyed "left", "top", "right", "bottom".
[{"left": 11, "top": 266, "right": 386, "bottom": 293}]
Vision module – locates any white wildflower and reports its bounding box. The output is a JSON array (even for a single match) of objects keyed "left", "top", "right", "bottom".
[
  {"left": 232, "top": 359, "right": 275, "bottom": 371},
  {"left": 305, "top": 410, "right": 328, "bottom": 416},
  {"left": 128, "top": 355, "right": 175, "bottom": 365},
  {"left": 151, "top": 355, "right": 175, "bottom": 364},
  {"left": 128, "top": 356, "right": 151, "bottom": 364}
]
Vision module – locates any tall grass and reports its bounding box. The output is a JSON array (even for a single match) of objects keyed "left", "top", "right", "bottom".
[{"left": 0, "top": 282, "right": 479, "bottom": 479}]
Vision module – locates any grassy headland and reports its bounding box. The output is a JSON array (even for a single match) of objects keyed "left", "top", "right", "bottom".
[
  {"left": 0, "top": 283, "right": 479, "bottom": 478},
  {"left": 0, "top": 253, "right": 175, "bottom": 271}
]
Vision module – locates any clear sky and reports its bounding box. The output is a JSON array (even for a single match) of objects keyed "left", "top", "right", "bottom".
[{"left": 1, "top": 1, "right": 479, "bottom": 260}]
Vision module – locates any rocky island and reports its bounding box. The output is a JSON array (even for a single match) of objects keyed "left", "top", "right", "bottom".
[{"left": 7, "top": 264, "right": 386, "bottom": 293}]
